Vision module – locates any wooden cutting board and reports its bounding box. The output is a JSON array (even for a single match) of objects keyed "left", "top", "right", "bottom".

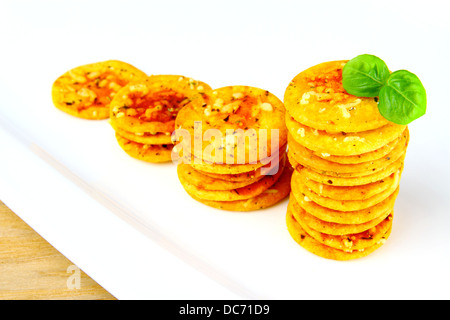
[{"left": 0, "top": 200, "right": 116, "bottom": 300}]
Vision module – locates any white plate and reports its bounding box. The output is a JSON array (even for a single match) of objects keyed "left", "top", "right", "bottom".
[{"left": 1, "top": 0, "right": 450, "bottom": 299}]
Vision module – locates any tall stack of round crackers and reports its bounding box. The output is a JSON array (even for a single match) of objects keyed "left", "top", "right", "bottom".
[
  {"left": 175, "top": 86, "right": 293, "bottom": 211},
  {"left": 109, "top": 75, "right": 212, "bottom": 163},
  {"left": 284, "top": 61, "right": 409, "bottom": 260}
]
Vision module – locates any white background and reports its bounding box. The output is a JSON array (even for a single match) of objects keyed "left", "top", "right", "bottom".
[{"left": 0, "top": 0, "right": 449, "bottom": 299}]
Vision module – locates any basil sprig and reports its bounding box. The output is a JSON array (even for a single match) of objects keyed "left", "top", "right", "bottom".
[{"left": 342, "top": 54, "right": 426, "bottom": 125}]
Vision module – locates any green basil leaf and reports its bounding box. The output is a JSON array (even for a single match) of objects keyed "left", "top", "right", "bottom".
[
  {"left": 342, "top": 54, "right": 390, "bottom": 97},
  {"left": 378, "top": 70, "right": 426, "bottom": 125}
]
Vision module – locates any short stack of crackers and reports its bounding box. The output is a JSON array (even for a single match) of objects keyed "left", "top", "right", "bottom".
[
  {"left": 283, "top": 61, "right": 409, "bottom": 260},
  {"left": 175, "top": 86, "right": 293, "bottom": 211},
  {"left": 109, "top": 75, "right": 212, "bottom": 163}
]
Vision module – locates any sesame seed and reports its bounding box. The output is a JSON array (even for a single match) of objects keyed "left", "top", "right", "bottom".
[
  {"left": 232, "top": 92, "right": 244, "bottom": 99},
  {"left": 343, "top": 136, "right": 366, "bottom": 143},
  {"left": 260, "top": 102, "right": 273, "bottom": 112},
  {"left": 300, "top": 92, "right": 311, "bottom": 105}
]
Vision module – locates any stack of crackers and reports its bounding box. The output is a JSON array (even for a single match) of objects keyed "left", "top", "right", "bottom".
[
  {"left": 283, "top": 61, "right": 409, "bottom": 260},
  {"left": 109, "top": 75, "right": 212, "bottom": 163},
  {"left": 175, "top": 86, "right": 293, "bottom": 211}
]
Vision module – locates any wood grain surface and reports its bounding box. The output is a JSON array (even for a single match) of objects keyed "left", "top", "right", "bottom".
[{"left": 0, "top": 200, "right": 116, "bottom": 300}]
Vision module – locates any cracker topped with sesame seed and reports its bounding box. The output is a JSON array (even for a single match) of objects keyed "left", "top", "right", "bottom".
[
  {"left": 198, "top": 153, "right": 287, "bottom": 182},
  {"left": 186, "top": 164, "right": 293, "bottom": 212},
  {"left": 178, "top": 156, "right": 287, "bottom": 191},
  {"left": 110, "top": 122, "right": 173, "bottom": 145},
  {"left": 290, "top": 193, "right": 393, "bottom": 242},
  {"left": 178, "top": 157, "right": 286, "bottom": 202},
  {"left": 291, "top": 168, "right": 400, "bottom": 212},
  {"left": 286, "top": 113, "right": 406, "bottom": 156},
  {"left": 174, "top": 85, "right": 287, "bottom": 164},
  {"left": 52, "top": 60, "right": 147, "bottom": 120},
  {"left": 284, "top": 60, "right": 392, "bottom": 133},
  {"left": 115, "top": 133, "right": 174, "bottom": 163},
  {"left": 177, "top": 162, "right": 266, "bottom": 191},
  {"left": 110, "top": 75, "right": 212, "bottom": 134},
  {"left": 291, "top": 172, "right": 399, "bottom": 225},
  {"left": 110, "top": 75, "right": 212, "bottom": 163},
  {"left": 286, "top": 198, "right": 393, "bottom": 261},
  {"left": 287, "top": 128, "right": 409, "bottom": 177}
]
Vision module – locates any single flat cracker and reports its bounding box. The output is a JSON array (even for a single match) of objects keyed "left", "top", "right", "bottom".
[
  {"left": 289, "top": 193, "right": 392, "bottom": 236},
  {"left": 198, "top": 154, "right": 286, "bottom": 182},
  {"left": 292, "top": 183, "right": 398, "bottom": 225},
  {"left": 175, "top": 85, "right": 287, "bottom": 164},
  {"left": 284, "top": 60, "right": 390, "bottom": 133},
  {"left": 115, "top": 133, "right": 173, "bottom": 163},
  {"left": 311, "top": 135, "right": 401, "bottom": 164},
  {"left": 300, "top": 170, "right": 395, "bottom": 201},
  {"left": 188, "top": 165, "right": 292, "bottom": 212},
  {"left": 178, "top": 158, "right": 285, "bottom": 201},
  {"left": 286, "top": 113, "right": 406, "bottom": 156},
  {"left": 178, "top": 156, "right": 287, "bottom": 191},
  {"left": 177, "top": 163, "right": 265, "bottom": 191},
  {"left": 112, "top": 124, "right": 173, "bottom": 145},
  {"left": 286, "top": 208, "right": 392, "bottom": 261},
  {"left": 52, "top": 60, "right": 147, "bottom": 120},
  {"left": 287, "top": 128, "right": 409, "bottom": 176},
  {"left": 289, "top": 198, "right": 393, "bottom": 251},
  {"left": 110, "top": 75, "right": 212, "bottom": 134},
  {"left": 292, "top": 169, "right": 400, "bottom": 212},
  {"left": 187, "top": 146, "right": 286, "bottom": 175},
  {"left": 288, "top": 152, "right": 405, "bottom": 187}
]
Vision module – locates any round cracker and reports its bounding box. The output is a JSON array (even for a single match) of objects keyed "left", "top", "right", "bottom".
[
  {"left": 286, "top": 208, "right": 392, "bottom": 261},
  {"left": 293, "top": 169, "right": 400, "bottom": 212},
  {"left": 187, "top": 146, "right": 286, "bottom": 175},
  {"left": 112, "top": 124, "right": 173, "bottom": 145},
  {"left": 179, "top": 156, "right": 287, "bottom": 191},
  {"left": 174, "top": 85, "right": 287, "bottom": 163},
  {"left": 187, "top": 165, "right": 292, "bottom": 212},
  {"left": 286, "top": 113, "right": 406, "bottom": 156},
  {"left": 198, "top": 154, "right": 286, "bottom": 182},
  {"left": 284, "top": 60, "right": 390, "bottom": 133},
  {"left": 287, "top": 128, "right": 408, "bottom": 176},
  {"left": 189, "top": 158, "right": 266, "bottom": 174},
  {"left": 115, "top": 133, "right": 173, "bottom": 163},
  {"left": 289, "top": 198, "right": 393, "bottom": 251},
  {"left": 311, "top": 134, "right": 401, "bottom": 164},
  {"left": 177, "top": 163, "right": 265, "bottom": 191},
  {"left": 52, "top": 60, "right": 147, "bottom": 120},
  {"left": 178, "top": 158, "right": 285, "bottom": 201},
  {"left": 292, "top": 182, "right": 398, "bottom": 225},
  {"left": 289, "top": 193, "right": 392, "bottom": 236},
  {"left": 300, "top": 169, "right": 395, "bottom": 201},
  {"left": 289, "top": 152, "right": 405, "bottom": 187},
  {"left": 110, "top": 75, "right": 212, "bottom": 134}
]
